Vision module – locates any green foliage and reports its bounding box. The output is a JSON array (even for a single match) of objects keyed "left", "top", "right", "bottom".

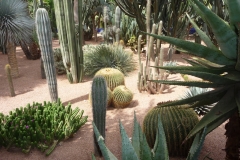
[
  {"left": 141, "top": 0, "right": 240, "bottom": 158},
  {"left": 92, "top": 112, "right": 207, "bottom": 160},
  {"left": 143, "top": 103, "right": 199, "bottom": 157},
  {"left": 112, "top": 85, "right": 133, "bottom": 108},
  {"left": 0, "top": 99, "right": 88, "bottom": 155},
  {"left": 53, "top": 48, "right": 66, "bottom": 75},
  {"left": 84, "top": 45, "right": 136, "bottom": 76},
  {"left": 91, "top": 76, "right": 108, "bottom": 156},
  {"left": 0, "top": 0, "right": 34, "bottom": 47}
]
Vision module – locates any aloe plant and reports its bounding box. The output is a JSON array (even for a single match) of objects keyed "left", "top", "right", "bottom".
[
  {"left": 92, "top": 112, "right": 207, "bottom": 160},
  {"left": 141, "top": 0, "right": 240, "bottom": 159}
]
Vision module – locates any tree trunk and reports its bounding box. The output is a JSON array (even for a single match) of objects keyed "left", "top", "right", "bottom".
[
  {"left": 6, "top": 41, "right": 19, "bottom": 77},
  {"left": 225, "top": 111, "right": 240, "bottom": 160}
]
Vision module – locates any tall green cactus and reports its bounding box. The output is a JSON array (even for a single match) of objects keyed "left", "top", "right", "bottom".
[
  {"left": 5, "top": 64, "right": 15, "bottom": 97},
  {"left": 53, "top": 0, "right": 84, "bottom": 83},
  {"left": 91, "top": 76, "right": 108, "bottom": 157},
  {"left": 36, "top": 8, "right": 58, "bottom": 102},
  {"left": 143, "top": 102, "right": 199, "bottom": 157}
]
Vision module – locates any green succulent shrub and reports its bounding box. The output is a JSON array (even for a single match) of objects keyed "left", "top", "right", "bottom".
[
  {"left": 92, "top": 112, "right": 207, "bottom": 160},
  {"left": 112, "top": 85, "right": 133, "bottom": 108},
  {"left": 94, "top": 68, "right": 125, "bottom": 91},
  {"left": 143, "top": 102, "right": 199, "bottom": 157},
  {"left": 141, "top": 0, "right": 240, "bottom": 159},
  {"left": 0, "top": 99, "right": 88, "bottom": 156},
  {"left": 84, "top": 44, "right": 136, "bottom": 76}
]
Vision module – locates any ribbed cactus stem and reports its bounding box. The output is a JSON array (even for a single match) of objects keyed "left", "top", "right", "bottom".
[
  {"left": 149, "top": 24, "right": 157, "bottom": 61},
  {"left": 5, "top": 64, "right": 15, "bottom": 97},
  {"left": 137, "top": 35, "right": 142, "bottom": 72},
  {"left": 115, "top": 6, "right": 121, "bottom": 28},
  {"left": 36, "top": 8, "right": 58, "bottom": 102},
  {"left": 103, "top": 6, "right": 108, "bottom": 43},
  {"left": 91, "top": 76, "right": 107, "bottom": 157},
  {"left": 116, "top": 28, "right": 121, "bottom": 44},
  {"left": 156, "top": 21, "right": 163, "bottom": 55},
  {"left": 159, "top": 48, "right": 164, "bottom": 80}
]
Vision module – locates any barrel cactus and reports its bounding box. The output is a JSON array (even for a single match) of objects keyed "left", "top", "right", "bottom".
[
  {"left": 143, "top": 102, "right": 199, "bottom": 157},
  {"left": 112, "top": 85, "right": 133, "bottom": 108},
  {"left": 36, "top": 8, "right": 58, "bottom": 102},
  {"left": 91, "top": 76, "right": 108, "bottom": 157},
  {"left": 95, "top": 68, "right": 125, "bottom": 91}
]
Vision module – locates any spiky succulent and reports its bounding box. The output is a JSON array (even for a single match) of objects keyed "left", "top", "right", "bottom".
[
  {"left": 141, "top": 0, "right": 240, "bottom": 159},
  {"left": 0, "top": 0, "right": 34, "bottom": 46},
  {"left": 180, "top": 87, "right": 214, "bottom": 116},
  {"left": 84, "top": 44, "right": 136, "bottom": 76}
]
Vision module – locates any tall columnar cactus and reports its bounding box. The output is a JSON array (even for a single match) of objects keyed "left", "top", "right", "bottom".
[
  {"left": 5, "top": 64, "right": 15, "bottom": 97},
  {"left": 95, "top": 68, "right": 125, "bottom": 91},
  {"left": 53, "top": 0, "right": 84, "bottom": 83},
  {"left": 103, "top": 6, "right": 109, "bottom": 43},
  {"left": 35, "top": 8, "right": 58, "bottom": 102},
  {"left": 91, "top": 76, "right": 108, "bottom": 157},
  {"left": 143, "top": 102, "right": 199, "bottom": 157}
]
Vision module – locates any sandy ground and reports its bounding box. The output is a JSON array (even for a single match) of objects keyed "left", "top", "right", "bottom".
[{"left": 0, "top": 37, "right": 226, "bottom": 160}]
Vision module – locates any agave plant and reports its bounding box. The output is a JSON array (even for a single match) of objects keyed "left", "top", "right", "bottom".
[
  {"left": 141, "top": 0, "right": 240, "bottom": 159},
  {"left": 0, "top": 0, "right": 34, "bottom": 77},
  {"left": 92, "top": 112, "right": 207, "bottom": 160},
  {"left": 84, "top": 44, "right": 136, "bottom": 76}
]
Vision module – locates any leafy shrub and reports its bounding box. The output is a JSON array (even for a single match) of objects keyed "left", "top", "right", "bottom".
[
  {"left": 0, "top": 99, "right": 88, "bottom": 155},
  {"left": 84, "top": 44, "right": 136, "bottom": 76}
]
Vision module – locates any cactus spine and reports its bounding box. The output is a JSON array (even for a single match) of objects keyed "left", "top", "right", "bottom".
[
  {"left": 36, "top": 8, "right": 58, "bottom": 102},
  {"left": 5, "top": 64, "right": 15, "bottom": 97},
  {"left": 143, "top": 103, "right": 199, "bottom": 157},
  {"left": 91, "top": 76, "right": 108, "bottom": 157}
]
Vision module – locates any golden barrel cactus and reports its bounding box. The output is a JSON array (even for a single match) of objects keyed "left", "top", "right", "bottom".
[{"left": 112, "top": 85, "right": 133, "bottom": 108}]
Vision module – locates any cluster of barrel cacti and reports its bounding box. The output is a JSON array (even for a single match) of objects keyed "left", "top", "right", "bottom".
[
  {"left": 93, "top": 68, "right": 133, "bottom": 108},
  {"left": 0, "top": 99, "right": 88, "bottom": 155}
]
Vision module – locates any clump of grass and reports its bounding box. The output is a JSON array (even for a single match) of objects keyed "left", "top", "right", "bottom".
[{"left": 84, "top": 44, "right": 136, "bottom": 76}]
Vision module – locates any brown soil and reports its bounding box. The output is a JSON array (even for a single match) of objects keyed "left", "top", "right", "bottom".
[{"left": 0, "top": 37, "right": 226, "bottom": 160}]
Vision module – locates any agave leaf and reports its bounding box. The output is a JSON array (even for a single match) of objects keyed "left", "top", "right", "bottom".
[
  {"left": 186, "top": 13, "right": 217, "bottom": 50},
  {"left": 150, "top": 66, "right": 230, "bottom": 75},
  {"left": 170, "top": 70, "right": 237, "bottom": 85},
  {"left": 185, "top": 87, "right": 237, "bottom": 141},
  {"left": 153, "top": 115, "right": 169, "bottom": 160},
  {"left": 119, "top": 121, "right": 139, "bottom": 160},
  {"left": 140, "top": 31, "right": 235, "bottom": 66},
  {"left": 92, "top": 122, "right": 118, "bottom": 160},
  {"left": 223, "top": 71, "right": 240, "bottom": 81},
  {"left": 191, "top": 57, "right": 227, "bottom": 68},
  {"left": 191, "top": 0, "right": 238, "bottom": 60},
  {"left": 234, "top": 89, "right": 240, "bottom": 117},
  {"left": 149, "top": 80, "right": 224, "bottom": 88},
  {"left": 186, "top": 127, "right": 207, "bottom": 160},
  {"left": 182, "top": 58, "right": 205, "bottom": 67},
  {"left": 157, "top": 87, "right": 228, "bottom": 107},
  {"left": 132, "top": 112, "right": 140, "bottom": 158},
  {"left": 226, "top": 0, "right": 240, "bottom": 25},
  {"left": 204, "top": 108, "right": 237, "bottom": 134},
  {"left": 139, "top": 132, "right": 152, "bottom": 160}
]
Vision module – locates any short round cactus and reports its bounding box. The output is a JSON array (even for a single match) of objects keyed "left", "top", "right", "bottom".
[
  {"left": 143, "top": 102, "right": 199, "bottom": 157},
  {"left": 94, "top": 68, "right": 125, "bottom": 91},
  {"left": 112, "top": 85, "right": 133, "bottom": 108}
]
